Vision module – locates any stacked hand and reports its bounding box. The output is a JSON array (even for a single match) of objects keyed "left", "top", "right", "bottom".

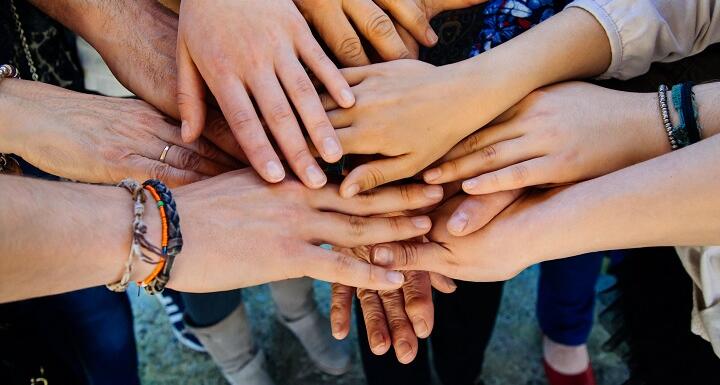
[{"left": 0, "top": 80, "right": 237, "bottom": 187}]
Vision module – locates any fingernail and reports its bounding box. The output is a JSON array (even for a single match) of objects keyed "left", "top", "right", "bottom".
[
  {"left": 426, "top": 28, "right": 439, "bottom": 45},
  {"left": 463, "top": 179, "right": 479, "bottom": 191},
  {"left": 396, "top": 340, "right": 413, "bottom": 361},
  {"left": 340, "top": 89, "right": 355, "bottom": 107},
  {"left": 411, "top": 216, "right": 431, "bottom": 230},
  {"left": 423, "top": 185, "right": 443, "bottom": 199},
  {"left": 448, "top": 280, "right": 457, "bottom": 291},
  {"left": 306, "top": 165, "right": 327, "bottom": 187},
  {"left": 370, "top": 332, "right": 386, "bottom": 351},
  {"left": 448, "top": 211, "right": 469, "bottom": 233},
  {"left": 412, "top": 317, "right": 429, "bottom": 338},
  {"left": 323, "top": 137, "right": 342, "bottom": 157},
  {"left": 344, "top": 183, "right": 360, "bottom": 198},
  {"left": 180, "top": 120, "right": 190, "bottom": 142},
  {"left": 374, "top": 246, "right": 392, "bottom": 265},
  {"left": 332, "top": 322, "right": 344, "bottom": 339},
  {"left": 424, "top": 168, "right": 442, "bottom": 182},
  {"left": 265, "top": 161, "right": 285, "bottom": 182},
  {"left": 387, "top": 271, "right": 404, "bottom": 285}
]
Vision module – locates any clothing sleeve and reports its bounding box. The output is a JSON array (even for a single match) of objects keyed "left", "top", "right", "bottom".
[{"left": 567, "top": 0, "right": 720, "bottom": 80}]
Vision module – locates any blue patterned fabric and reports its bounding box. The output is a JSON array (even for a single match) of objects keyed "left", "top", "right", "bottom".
[{"left": 470, "top": 0, "right": 570, "bottom": 56}]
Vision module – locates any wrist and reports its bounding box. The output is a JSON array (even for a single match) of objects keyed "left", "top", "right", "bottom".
[
  {"left": 621, "top": 90, "right": 674, "bottom": 163},
  {"left": 0, "top": 79, "right": 35, "bottom": 155}
]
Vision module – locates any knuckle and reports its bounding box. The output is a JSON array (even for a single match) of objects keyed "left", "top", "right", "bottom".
[
  {"left": 150, "top": 162, "right": 173, "bottom": 182},
  {"left": 227, "top": 108, "right": 256, "bottom": 131},
  {"left": 289, "top": 147, "right": 312, "bottom": 166},
  {"left": 479, "top": 145, "right": 498, "bottom": 162},
  {"left": 388, "top": 318, "right": 408, "bottom": 331},
  {"left": 365, "top": 12, "right": 395, "bottom": 39},
  {"left": 338, "top": 36, "right": 365, "bottom": 63},
  {"left": 268, "top": 103, "right": 294, "bottom": 123},
  {"left": 362, "top": 165, "right": 386, "bottom": 189},
  {"left": 179, "top": 150, "right": 202, "bottom": 171},
  {"left": 334, "top": 254, "right": 356, "bottom": 275},
  {"left": 511, "top": 164, "right": 529, "bottom": 183},
  {"left": 347, "top": 215, "right": 367, "bottom": 237},
  {"left": 293, "top": 75, "right": 315, "bottom": 95},
  {"left": 398, "top": 242, "right": 419, "bottom": 267}
]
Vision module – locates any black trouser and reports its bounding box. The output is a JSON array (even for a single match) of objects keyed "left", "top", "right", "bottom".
[{"left": 356, "top": 280, "right": 504, "bottom": 385}]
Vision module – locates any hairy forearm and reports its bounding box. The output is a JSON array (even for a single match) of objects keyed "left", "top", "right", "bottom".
[
  {"left": 0, "top": 176, "right": 156, "bottom": 303},
  {"left": 515, "top": 134, "right": 720, "bottom": 264}
]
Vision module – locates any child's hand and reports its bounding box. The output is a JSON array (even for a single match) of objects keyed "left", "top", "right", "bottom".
[{"left": 423, "top": 82, "right": 671, "bottom": 195}]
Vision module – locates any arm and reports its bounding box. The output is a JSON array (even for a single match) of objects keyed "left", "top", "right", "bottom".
[
  {"left": 0, "top": 171, "right": 447, "bottom": 303},
  {"left": 371, "top": 133, "right": 720, "bottom": 282},
  {"left": 568, "top": 0, "right": 720, "bottom": 79},
  {"left": 423, "top": 81, "right": 720, "bottom": 199}
]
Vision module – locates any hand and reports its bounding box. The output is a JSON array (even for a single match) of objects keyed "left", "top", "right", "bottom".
[
  {"left": 0, "top": 80, "right": 236, "bottom": 187},
  {"left": 369, "top": 191, "right": 536, "bottom": 281},
  {"left": 177, "top": 0, "right": 355, "bottom": 188},
  {"left": 294, "top": 0, "right": 485, "bottom": 66},
  {"left": 168, "top": 169, "right": 446, "bottom": 292},
  {"left": 330, "top": 245, "right": 456, "bottom": 364},
  {"left": 423, "top": 82, "right": 670, "bottom": 194},
  {"left": 322, "top": 60, "right": 484, "bottom": 197}
]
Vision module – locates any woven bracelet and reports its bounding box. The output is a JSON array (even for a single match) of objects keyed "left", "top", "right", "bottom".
[
  {"left": 671, "top": 82, "right": 702, "bottom": 146},
  {"left": 139, "top": 179, "right": 182, "bottom": 295},
  {"left": 107, "top": 179, "right": 148, "bottom": 292}
]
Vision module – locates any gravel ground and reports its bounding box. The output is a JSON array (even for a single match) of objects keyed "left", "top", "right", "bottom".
[{"left": 131, "top": 266, "right": 629, "bottom": 385}]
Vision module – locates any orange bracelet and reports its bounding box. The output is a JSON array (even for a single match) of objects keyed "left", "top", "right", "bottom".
[{"left": 137, "top": 185, "right": 169, "bottom": 286}]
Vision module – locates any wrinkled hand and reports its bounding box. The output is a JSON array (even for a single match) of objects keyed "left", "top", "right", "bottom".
[
  {"left": 2, "top": 80, "right": 236, "bottom": 187},
  {"left": 177, "top": 0, "right": 355, "bottom": 188},
  {"left": 170, "top": 169, "right": 446, "bottom": 292},
  {"left": 321, "top": 60, "right": 482, "bottom": 197},
  {"left": 423, "top": 82, "right": 669, "bottom": 194},
  {"left": 330, "top": 244, "right": 455, "bottom": 364}
]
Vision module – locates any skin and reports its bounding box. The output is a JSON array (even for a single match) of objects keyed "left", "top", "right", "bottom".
[
  {"left": 0, "top": 79, "right": 236, "bottom": 187},
  {"left": 0, "top": 170, "right": 448, "bottom": 303},
  {"left": 320, "top": 7, "right": 611, "bottom": 197},
  {"left": 370, "top": 133, "right": 720, "bottom": 281},
  {"left": 176, "top": 0, "right": 355, "bottom": 188}
]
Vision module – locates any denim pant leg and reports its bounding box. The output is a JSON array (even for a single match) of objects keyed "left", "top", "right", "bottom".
[
  {"left": 182, "top": 290, "right": 244, "bottom": 327},
  {"left": 50, "top": 287, "right": 140, "bottom": 385},
  {"left": 537, "top": 253, "right": 604, "bottom": 346}
]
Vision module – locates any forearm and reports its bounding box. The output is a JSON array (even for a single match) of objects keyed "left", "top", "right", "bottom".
[
  {"left": 30, "top": 0, "right": 181, "bottom": 117},
  {"left": 0, "top": 176, "right": 156, "bottom": 303},
  {"left": 516, "top": 133, "right": 720, "bottom": 264},
  {"left": 447, "top": 7, "right": 611, "bottom": 135}
]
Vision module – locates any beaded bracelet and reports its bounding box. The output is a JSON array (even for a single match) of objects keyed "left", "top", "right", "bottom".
[
  {"left": 671, "top": 82, "right": 702, "bottom": 147},
  {"left": 657, "top": 85, "right": 678, "bottom": 150},
  {"left": 138, "top": 179, "right": 183, "bottom": 295}
]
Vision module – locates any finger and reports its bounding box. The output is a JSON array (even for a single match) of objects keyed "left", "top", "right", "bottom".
[
  {"left": 340, "top": 155, "right": 415, "bottom": 197},
  {"left": 311, "top": 213, "right": 432, "bottom": 248},
  {"left": 161, "top": 145, "right": 232, "bottom": 176},
  {"left": 335, "top": 127, "right": 380, "bottom": 154},
  {"left": 128, "top": 156, "right": 207, "bottom": 188},
  {"left": 176, "top": 35, "right": 207, "bottom": 143},
  {"left": 152, "top": 120, "right": 242, "bottom": 169},
  {"left": 375, "top": 0, "right": 437, "bottom": 47},
  {"left": 327, "top": 109, "right": 354, "bottom": 129},
  {"left": 296, "top": 28, "right": 355, "bottom": 108},
  {"left": 320, "top": 92, "right": 340, "bottom": 111},
  {"left": 429, "top": 272, "right": 457, "bottom": 294},
  {"left": 310, "top": 3, "right": 371, "bottom": 67},
  {"left": 402, "top": 270, "right": 434, "bottom": 339},
  {"left": 339, "top": 66, "right": 371, "bottom": 87},
  {"left": 463, "top": 158, "right": 551, "bottom": 195},
  {"left": 309, "top": 183, "right": 444, "bottom": 216},
  {"left": 447, "top": 189, "right": 524, "bottom": 236},
  {"left": 439, "top": 121, "right": 523, "bottom": 163},
  {"left": 208, "top": 77, "right": 285, "bottom": 183},
  {"left": 344, "top": 0, "right": 410, "bottom": 61},
  {"left": 303, "top": 246, "right": 405, "bottom": 290},
  {"left": 424, "top": 137, "right": 539, "bottom": 184},
  {"left": 357, "top": 288, "right": 391, "bottom": 355},
  {"left": 394, "top": 23, "right": 421, "bottom": 59},
  {"left": 276, "top": 55, "right": 343, "bottom": 164},
  {"left": 330, "top": 283, "right": 356, "bottom": 340},
  {"left": 371, "top": 241, "right": 451, "bottom": 273},
  {"left": 249, "top": 72, "right": 327, "bottom": 189},
  {"left": 203, "top": 109, "right": 249, "bottom": 164},
  {"left": 378, "top": 289, "right": 418, "bottom": 364}
]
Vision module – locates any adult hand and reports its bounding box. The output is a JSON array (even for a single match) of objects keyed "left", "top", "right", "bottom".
[
  {"left": 322, "top": 60, "right": 485, "bottom": 197},
  {"left": 330, "top": 244, "right": 456, "bottom": 364},
  {"left": 370, "top": 190, "right": 538, "bottom": 281},
  {"left": 0, "top": 80, "right": 236, "bottom": 187},
  {"left": 423, "top": 82, "right": 670, "bottom": 194},
  {"left": 177, "top": 0, "right": 355, "bottom": 188},
  {"left": 169, "top": 169, "right": 446, "bottom": 292}
]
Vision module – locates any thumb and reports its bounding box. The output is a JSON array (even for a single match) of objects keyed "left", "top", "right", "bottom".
[{"left": 176, "top": 35, "right": 207, "bottom": 143}]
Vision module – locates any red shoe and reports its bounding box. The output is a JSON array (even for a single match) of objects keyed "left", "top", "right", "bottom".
[{"left": 543, "top": 359, "right": 597, "bottom": 385}]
